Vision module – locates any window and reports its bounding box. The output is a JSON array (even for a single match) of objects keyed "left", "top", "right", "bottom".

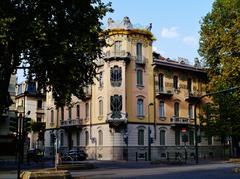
[
  {"left": 76, "top": 105, "right": 80, "bottom": 118},
  {"left": 76, "top": 131, "right": 80, "bottom": 146},
  {"left": 60, "top": 133, "right": 64, "bottom": 146},
  {"left": 37, "top": 100, "right": 42, "bottom": 109},
  {"left": 50, "top": 133, "right": 55, "bottom": 146},
  {"left": 188, "top": 104, "right": 193, "bottom": 118},
  {"left": 99, "top": 72, "right": 103, "bottom": 88},
  {"left": 85, "top": 103, "right": 89, "bottom": 118},
  {"left": 138, "top": 129, "right": 144, "bottom": 145},
  {"left": 37, "top": 117, "right": 41, "bottom": 122},
  {"left": 159, "top": 74, "right": 164, "bottom": 91},
  {"left": 136, "top": 69, "right": 143, "bottom": 86},
  {"left": 61, "top": 107, "right": 64, "bottom": 121},
  {"left": 173, "top": 76, "right": 178, "bottom": 90},
  {"left": 51, "top": 110, "right": 54, "bottom": 123},
  {"left": 68, "top": 107, "right": 72, "bottom": 119},
  {"left": 208, "top": 136, "right": 212, "bottom": 145},
  {"left": 159, "top": 101, "right": 165, "bottom": 118},
  {"left": 99, "top": 100, "right": 103, "bottom": 116},
  {"left": 137, "top": 98, "right": 144, "bottom": 117},
  {"left": 98, "top": 130, "right": 103, "bottom": 146},
  {"left": 110, "top": 95, "right": 122, "bottom": 118},
  {"left": 110, "top": 66, "right": 122, "bottom": 87},
  {"left": 189, "top": 131, "right": 194, "bottom": 145},
  {"left": 26, "top": 82, "right": 36, "bottom": 93},
  {"left": 136, "top": 43, "right": 142, "bottom": 62},
  {"left": 85, "top": 131, "right": 89, "bottom": 146},
  {"left": 160, "top": 130, "right": 166, "bottom": 145},
  {"left": 187, "top": 78, "right": 192, "bottom": 92},
  {"left": 174, "top": 102, "right": 180, "bottom": 117},
  {"left": 175, "top": 130, "right": 180, "bottom": 145},
  {"left": 114, "top": 41, "right": 122, "bottom": 55}
]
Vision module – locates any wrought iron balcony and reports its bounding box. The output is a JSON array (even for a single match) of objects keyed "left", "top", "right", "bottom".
[
  {"left": 60, "top": 118, "right": 83, "bottom": 128},
  {"left": 155, "top": 87, "right": 173, "bottom": 99},
  {"left": 185, "top": 90, "right": 203, "bottom": 103},
  {"left": 104, "top": 50, "right": 131, "bottom": 60},
  {"left": 170, "top": 116, "right": 194, "bottom": 126},
  {"left": 106, "top": 112, "right": 127, "bottom": 124},
  {"left": 135, "top": 56, "right": 147, "bottom": 65}
]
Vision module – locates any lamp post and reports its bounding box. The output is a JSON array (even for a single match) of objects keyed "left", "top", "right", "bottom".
[
  {"left": 194, "top": 86, "right": 240, "bottom": 164},
  {"left": 148, "top": 103, "right": 154, "bottom": 161}
]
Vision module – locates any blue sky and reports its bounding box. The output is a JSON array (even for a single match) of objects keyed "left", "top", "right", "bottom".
[
  {"left": 102, "top": 0, "right": 214, "bottom": 63},
  {"left": 17, "top": 0, "right": 214, "bottom": 83}
]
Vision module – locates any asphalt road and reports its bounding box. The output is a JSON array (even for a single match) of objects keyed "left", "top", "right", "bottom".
[
  {"left": 71, "top": 162, "right": 240, "bottom": 179},
  {"left": 0, "top": 161, "right": 240, "bottom": 179}
]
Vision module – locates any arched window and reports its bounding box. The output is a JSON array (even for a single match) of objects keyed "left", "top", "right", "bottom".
[
  {"left": 76, "top": 105, "right": 80, "bottom": 118},
  {"left": 50, "top": 110, "right": 54, "bottom": 123},
  {"left": 85, "top": 131, "right": 89, "bottom": 146},
  {"left": 110, "top": 95, "right": 122, "bottom": 118},
  {"left": 136, "top": 69, "right": 143, "bottom": 86},
  {"left": 159, "top": 101, "right": 165, "bottom": 118},
  {"left": 99, "top": 100, "right": 103, "bottom": 116},
  {"left": 173, "top": 75, "right": 178, "bottom": 89},
  {"left": 114, "top": 41, "right": 122, "bottom": 54},
  {"left": 68, "top": 107, "right": 72, "bottom": 119},
  {"left": 160, "top": 130, "right": 166, "bottom": 145},
  {"left": 85, "top": 103, "right": 89, "bottom": 118},
  {"left": 136, "top": 43, "right": 142, "bottom": 62},
  {"left": 138, "top": 129, "right": 144, "bottom": 145},
  {"left": 137, "top": 98, "right": 144, "bottom": 117},
  {"left": 188, "top": 104, "right": 193, "bottom": 118},
  {"left": 159, "top": 74, "right": 164, "bottom": 91},
  {"left": 98, "top": 130, "right": 103, "bottom": 146},
  {"left": 174, "top": 102, "right": 179, "bottom": 117}
]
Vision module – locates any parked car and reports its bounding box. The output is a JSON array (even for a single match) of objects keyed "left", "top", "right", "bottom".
[
  {"left": 62, "top": 150, "right": 87, "bottom": 161},
  {"left": 27, "top": 149, "right": 43, "bottom": 163}
]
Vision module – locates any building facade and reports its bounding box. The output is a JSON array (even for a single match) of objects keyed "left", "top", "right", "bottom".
[
  {"left": 16, "top": 81, "right": 46, "bottom": 150},
  {"left": 44, "top": 17, "right": 225, "bottom": 161}
]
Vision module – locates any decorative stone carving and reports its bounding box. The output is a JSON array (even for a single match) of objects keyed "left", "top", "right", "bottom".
[
  {"left": 194, "top": 57, "right": 201, "bottom": 68},
  {"left": 108, "top": 18, "right": 115, "bottom": 29},
  {"left": 123, "top": 16, "right": 133, "bottom": 29},
  {"left": 145, "top": 23, "right": 152, "bottom": 31}
]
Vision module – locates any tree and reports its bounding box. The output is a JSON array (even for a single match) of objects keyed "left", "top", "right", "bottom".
[
  {"left": 199, "top": 0, "right": 240, "bottom": 156},
  {"left": 0, "top": 0, "right": 112, "bottom": 115}
]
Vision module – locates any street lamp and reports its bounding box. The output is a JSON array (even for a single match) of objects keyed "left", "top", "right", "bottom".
[
  {"left": 148, "top": 103, "right": 154, "bottom": 161},
  {"left": 194, "top": 86, "right": 240, "bottom": 164}
]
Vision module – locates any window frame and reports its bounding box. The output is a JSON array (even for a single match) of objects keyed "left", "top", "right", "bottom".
[
  {"left": 174, "top": 102, "right": 180, "bottom": 117},
  {"left": 137, "top": 98, "right": 144, "bottom": 117},
  {"left": 136, "top": 69, "right": 143, "bottom": 86},
  {"left": 99, "top": 100, "right": 103, "bottom": 116},
  {"left": 98, "top": 130, "right": 103, "bottom": 146},
  {"left": 159, "top": 73, "right": 164, "bottom": 91},
  {"left": 173, "top": 75, "right": 179, "bottom": 90},
  {"left": 85, "top": 131, "right": 89, "bottom": 146},
  {"left": 138, "top": 129, "right": 144, "bottom": 145},
  {"left": 160, "top": 130, "right": 166, "bottom": 145},
  {"left": 159, "top": 101, "right": 165, "bottom": 118},
  {"left": 136, "top": 42, "right": 143, "bottom": 62},
  {"left": 76, "top": 105, "right": 80, "bottom": 118}
]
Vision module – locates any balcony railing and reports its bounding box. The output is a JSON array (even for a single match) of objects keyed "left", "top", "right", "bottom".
[
  {"left": 106, "top": 112, "right": 127, "bottom": 124},
  {"left": 60, "top": 118, "right": 83, "bottom": 128},
  {"left": 155, "top": 87, "right": 174, "bottom": 98},
  {"left": 185, "top": 90, "right": 205, "bottom": 102},
  {"left": 104, "top": 50, "right": 131, "bottom": 59},
  {"left": 170, "top": 116, "right": 194, "bottom": 126},
  {"left": 135, "top": 56, "right": 147, "bottom": 65}
]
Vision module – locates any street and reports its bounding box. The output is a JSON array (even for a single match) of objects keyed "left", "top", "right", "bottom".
[{"left": 0, "top": 161, "right": 239, "bottom": 179}]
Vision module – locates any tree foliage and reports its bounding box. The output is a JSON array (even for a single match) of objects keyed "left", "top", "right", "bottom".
[
  {"left": 0, "top": 0, "right": 112, "bottom": 115},
  {"left": 199, "top": 0, "right": 240, "bottom": 145}
]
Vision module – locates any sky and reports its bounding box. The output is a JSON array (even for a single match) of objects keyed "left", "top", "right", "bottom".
[
  {"left": 102, "top": 0, "right": 214, "bottom": 63},
  {"left": 17, "top": 0, "right": 214, "bottom": 83}
]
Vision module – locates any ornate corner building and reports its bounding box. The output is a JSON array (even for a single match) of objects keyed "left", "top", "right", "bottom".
[{"left": 44, "top": 17, "right": 225, "bottom": 161}]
